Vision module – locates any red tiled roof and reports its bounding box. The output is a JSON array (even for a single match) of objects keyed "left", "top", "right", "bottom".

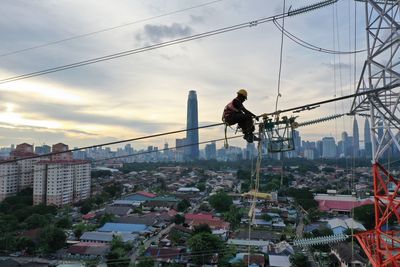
[
  {"left": 82, "top": 213, "right": 96, "bottom": 220},
  {"left": 185, "top": 213, "right": 214, "bottom": 221},
  {"left": 243, "top": 254, "right": 265, "bottom": 266},
  {"left": 317, "top": 199, "right": 373, "bottom": 212},
  {"left": 137, "top": 191, "right": 156, "bottom": 198},
  {"left": 191, "top": 219, "right": 230, "bottom": 229},
  {"left": 68, "top": 242, "right": 108, "bottom": 255},
  {"left": 168, "top": 209, "right": 178, "bottom": 217}
]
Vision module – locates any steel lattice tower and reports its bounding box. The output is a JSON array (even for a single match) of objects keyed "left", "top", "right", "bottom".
[{"left": 351, "top": 1, "right": 400, "bottom": 266}]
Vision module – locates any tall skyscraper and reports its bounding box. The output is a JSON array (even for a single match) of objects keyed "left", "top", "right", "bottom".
[
  {"left": 322, "top": 137, "right": 336, "bottom": 158},
  {"left": 186, "top": 90, "right": 199, "bottom": 160},
  {"left": 364, "top": 118, "right": 372, "bottom": 158},
  {"left": 353, "top": 118, "right": 360, "bottom": 157}
]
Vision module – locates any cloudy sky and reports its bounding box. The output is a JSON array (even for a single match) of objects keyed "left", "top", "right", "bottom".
[{"left": 0, "top": 0, "right": 369, "bottom": 150}]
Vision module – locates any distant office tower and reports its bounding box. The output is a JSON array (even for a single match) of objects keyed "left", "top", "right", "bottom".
[
  {"left": 33, "top": 143, "right": 90, "bottom": 206},
  {"left": 245, "top": 142, "right": 257, "bottom": 160},
  {"left": 353, "top": 118, "right": 360, "bottom": 157},
  {"left": 304, "top": 149, "right": 315, "bottom": 160},
  {"left": 316, "top": 140, "right": 323, "bottom": 158},
  {"left": 186, "top": 90, "right": 199, "bottom": 160},
  {"left": 175, "top": 138, "right": 187, "bottom": 162},
  {"left": 205, "top": 142, "right": 217, "bottom": 160},
  {"left": 341, "top": 131, "right": 352, "bottom": 157},
  {"left": 364, "top": 118, "right": 372, "bottom": 158},
  {"left": 322, "top": 137, "right": 336, "bottom": 158}
]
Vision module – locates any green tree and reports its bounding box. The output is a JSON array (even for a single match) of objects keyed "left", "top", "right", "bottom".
[
  {"left": 197, "top": 182, "right": 206, "bottom": 192},
  {"left": 0, "top": 234, "right": 16, "bottom": 251},
  {"left": 25, "top": 214, "right": 50, "bottom": 229},
  {"left": 15, "top": 236, "right": 35, "bottom": 255},
  {"left": 169, "top": 229, "right": 187, "bottom": 246},
  {"left": 174, "top": 214, "right": 185, "bottom": 225},
  {"left": 55, "top": 217, "right": 72, "bottom": 229},
  {"left": 107, "top": 247, "right": 130, "bottom": 267},
  {"left": 84, "top": 259, "right": 100, "bottom": 267},
  {"left": 353, "top": 204, "right": 376, "bottom": 229},
  {"left": 39, "top": 226, "right": 66, "bottom": 253},
  {"left": 224, "top": 205, "right": 242, "bottom": 230},
  {"left": 192, "top": 224, "right": 212, "bottom": 235},
  {"left": 136, "top": 256, "right": 155, "bottom": 267},
  {"left": 80, "top": 200, "right": 93, "bottom": 214},
  {"left": 290, "top": 253, "right": 310, "bottom": 267},
  {"left": 99, "top": 213, "right": 115, "bottom": 227},
  {"left": 106, "top": 236, "right": 132, "bottom": 267},
  {"left": 188, "top": 232, "right": 224, "bottom": 265},
  {"left": 209, "top": 191, "right": 232, "bottom": 213},
  {"left": 177, "top": 199, "right": 191, "bottom": 212}
]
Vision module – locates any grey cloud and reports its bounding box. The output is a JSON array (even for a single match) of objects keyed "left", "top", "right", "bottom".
[
  {"left": 14, "top": 101, "right": 183, "bottom": 134},
  {"left": 190, "top": 15, "right": 204, "bottom": 24},
  {"left": 0, "top": 122, "right": 97, "bottom": 137},
  {"left": 135, "top": 23, "right": 192, "bottom": 44}
]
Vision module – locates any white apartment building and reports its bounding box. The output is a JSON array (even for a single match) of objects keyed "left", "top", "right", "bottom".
[
  {"left": 33, "top": 143, "right": 90, "bottom": 206},
  {"left": 0, "top": 162, "right": 18, "bottom": 201},
  {"left": 33, "top": 160, "right": 90, "bottom": 206}
]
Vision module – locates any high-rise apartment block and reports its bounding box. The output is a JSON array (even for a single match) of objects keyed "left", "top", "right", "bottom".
[
  {"left": 0, "top": 143, "right": 42, "bottom": 201},
  {"left": 0, "top": 142, "right": 90, "bottom": 205},
  {"left": 33, "top": 143, "right": 90, "bottom": 206}
]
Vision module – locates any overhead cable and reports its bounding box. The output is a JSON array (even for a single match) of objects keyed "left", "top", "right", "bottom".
[
  {"left": 0, "top": 135, "right": 242, "bottom": 178},
  {"left": 0, "top": 122, "right": 224, "bottom": 164},
  {"left": 272, "top": 19, "right": 367, "bottom": 55},
  {"left": 0, "top": 0, "right": 338, "bottom": 85},
  {"left": 1, "top": 82, "right": 397, "bottom": 165},
  {"left": 0, "top": 0, "right": 224, "bottom": 58}
]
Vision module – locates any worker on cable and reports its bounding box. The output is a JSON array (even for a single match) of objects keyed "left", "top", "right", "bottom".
[{"left": 222, "top": 89, "right": 260, "bottom": 143}]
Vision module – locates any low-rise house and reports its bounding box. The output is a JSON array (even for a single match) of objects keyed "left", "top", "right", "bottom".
[
  {"left": 104, "top": 205, "right": 132, "bottom": 216},
  {"left": 331, "top": 243, "right": 367, "bottom": 266},
  {"left": 80, "top": 231, "right": 138, "bottom": 244},
  {"left": 269, "top": 255, "right": 291, "bottom": 267},
  {"left": 144, "top": 196, "right": 180, "bottom": 210},
  {"left": 144, "top": 247, "right": 187, "bottom": 264},
  {"left": 325, "top": 218, "right": 366, "bottom": 235},
  {"left": 314, "top": 193, "right": 373, "bottom": 213},
  {"left": 233, "top": 230, "right": 280, "bottom": 242},
  {"left": 67, "top": 242, "right": 109, "bottom": 258},
  {"left": 98, "top": 223, "right": 152, "bottom": 235},
  {"left": 227, "top": 239, "right": 270, "bottom": 252},
  {"left": 185, "top": 213, "right": 230, "bottom": 230},
  {"left": 229, "top": 253, "right": 266, "bottom": 267}
]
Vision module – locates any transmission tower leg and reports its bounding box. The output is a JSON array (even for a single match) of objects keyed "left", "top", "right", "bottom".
[{"left": 355, "top": 163, "right": 400, "bottom": 267}]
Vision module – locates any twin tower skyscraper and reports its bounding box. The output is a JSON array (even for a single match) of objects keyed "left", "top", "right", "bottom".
[{"left": 185, "top": 90, "right": 199, "bottom": 160}]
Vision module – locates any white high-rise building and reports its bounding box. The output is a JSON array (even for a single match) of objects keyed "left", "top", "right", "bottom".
[
  {"left": 0, "top": 143, "right": 43, "bottom": 201},
  {"left": 0, "top": 162, "right": 18, "bottom": 201},
  {"left": 33, "top": 143, "right": 91, "bottom": 206}
]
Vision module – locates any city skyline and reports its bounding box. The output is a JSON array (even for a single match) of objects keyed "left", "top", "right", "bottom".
[{"left": 0, "top": 1, "right": 366, "bottom": 149}]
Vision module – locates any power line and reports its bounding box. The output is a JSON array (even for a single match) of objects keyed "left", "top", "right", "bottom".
[
  {"left": 0, "top": 0, "right": 338, "bottom": 85},
  {"left": 0, "top": 0, "right": 224, "bottom": 58},
  {"left": 0, "top": 122, "right": 224, "bottom": 164},
  {"left": 0, "top": 135, "right": 242, "bottom": 178},
  {"left": 272, "top": 19, "right": 367, "bottom": 55},
  {"left": 1, "top": 82, "right": 397, "bottom": 166}
]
